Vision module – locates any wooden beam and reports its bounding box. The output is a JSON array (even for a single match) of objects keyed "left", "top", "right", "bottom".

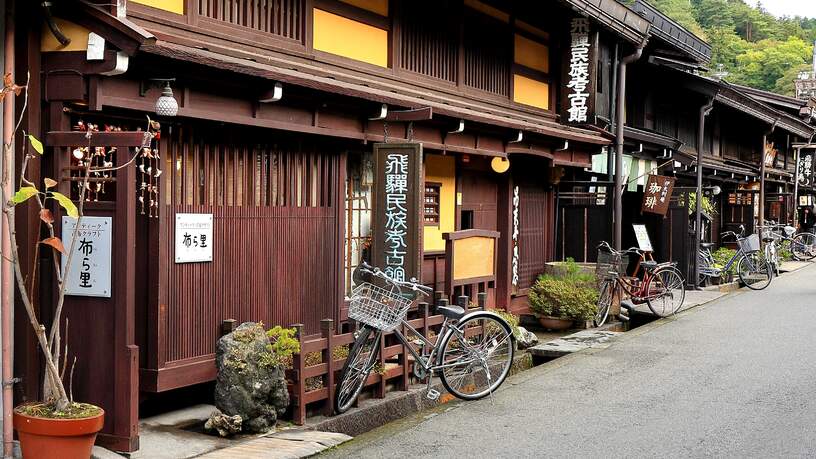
[
  {"left": 46, "top": 131, "right": 150, "bottom": 148},
  {"left": 383, "top": 107, "right": 433, "bottom": 122}
]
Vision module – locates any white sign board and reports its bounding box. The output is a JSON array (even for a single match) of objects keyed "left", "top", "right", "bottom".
[
  {"left": 632, "top": 224, "right": 653, "bottom": 252},
  {"left": 175, "top": 213, "right": 213, "bottom": 263},
  {"left": 61, "top": 216, "right": 112, "bottom": 298}
]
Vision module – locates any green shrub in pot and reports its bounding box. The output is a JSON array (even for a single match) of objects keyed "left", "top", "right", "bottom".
[{"left": 528, "top": 275, "right": 599, "bottom": 321}]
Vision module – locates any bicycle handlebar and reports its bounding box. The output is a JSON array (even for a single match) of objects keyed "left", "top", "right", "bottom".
[{"left": 356, "top": 261, "right": 433, "bottom": 297}]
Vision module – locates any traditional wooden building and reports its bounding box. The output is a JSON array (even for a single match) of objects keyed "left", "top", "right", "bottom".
[
  {"left": 563, "top": 1, "right": 815, "bottom": 282},
  {"left": 7, "top": 0, "right": 656, "bottom": 451}
]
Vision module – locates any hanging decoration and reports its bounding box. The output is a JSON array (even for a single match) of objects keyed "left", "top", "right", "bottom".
[{"left": 70, "top": 119, "right": 162, "bottom": 217}]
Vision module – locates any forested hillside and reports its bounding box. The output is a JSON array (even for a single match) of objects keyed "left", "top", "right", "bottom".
[{"left": 634, "top": 0, "right": 816, "bottom": 95}]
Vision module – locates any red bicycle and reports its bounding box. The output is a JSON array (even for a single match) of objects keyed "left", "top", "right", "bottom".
[{"left": 594, "top": 242, "right": 686, "bottom": 326}]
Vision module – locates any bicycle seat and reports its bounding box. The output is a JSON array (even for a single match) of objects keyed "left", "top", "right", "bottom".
[
  {"left": 700, "top": 242, "right": 715, "bottom": 249},
  {"left": 640, "top": 260, "right": 658, "bottom": 270},
  {"left": 762, "top": 236, "right": 775, "bottom": 243},
  {"left": 436, "top": 305, "right": 465, "bottom": 320}
]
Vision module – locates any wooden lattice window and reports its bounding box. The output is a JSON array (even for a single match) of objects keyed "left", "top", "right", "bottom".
[
  {"left": 198, "top": 0, "right": 305, "bottom": 42},
  {"left": 424, "top": 182, "right": 441, "bottom": 225}
]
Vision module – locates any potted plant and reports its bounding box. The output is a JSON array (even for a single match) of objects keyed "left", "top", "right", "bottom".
[
  {"left": 1, "top": 73, "right": 153, "bottom": 458},
  {"left": 528, "top": 259, "right": 599, "bottom": 330}
]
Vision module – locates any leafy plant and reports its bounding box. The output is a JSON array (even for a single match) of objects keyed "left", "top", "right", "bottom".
[
  {"left": 528, "top": 275, "right": 599, "bottom": 321},
  {"left": 711, "top": 247, "right": 738, "bottom": 275},
  {"left": 686, "top": 192, "right": 717, "bottom": 217},
  {"left": 488, "top": 308, "right": 521, "bottom": 340},
  {"left": 264, "top": 326, "right": 301, "bottom": 368}
]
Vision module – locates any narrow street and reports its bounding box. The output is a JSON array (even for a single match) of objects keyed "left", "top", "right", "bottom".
[{"left": 324, "top": 265, "right": 816, "bottom": 458}]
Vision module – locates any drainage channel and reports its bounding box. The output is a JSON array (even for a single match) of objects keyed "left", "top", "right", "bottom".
[{"left": 525, "top": 306, "right": 660, "bottom": 367}]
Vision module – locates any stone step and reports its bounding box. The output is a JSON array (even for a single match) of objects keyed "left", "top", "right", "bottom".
[
  {"left": 528, "top": 330, "right": 623, "bottom": 359},
  {"left": 197, "top": 430, "right": 352, "bottom": 459}
]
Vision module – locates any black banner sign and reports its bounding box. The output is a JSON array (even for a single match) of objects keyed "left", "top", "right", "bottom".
[{"left": 372, "top": 143, "right": 423, "bottom": 282}]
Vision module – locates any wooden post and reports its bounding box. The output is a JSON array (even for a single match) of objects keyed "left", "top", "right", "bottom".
[
  {"left": 321, "top": 319, "right": 334, "bottom": 416},
  {"left": 291, "top": 323, "right": 306, "bottom": 425},
  {"left": 399, "top": 322, "right": 410, "bottom": 391},
  {"left": 457, "top": 295, "right": 468, "bottom": 309},
  {"left": 376, "top": 332, "right": 386, "bottom": 398},
  {"left": 220, "top": 319, "right": 237, "bottom": 336},
  {"left": 477, "top": 292, "right": 488, "bottom": 310},
  {"left": 419, "top": 301, "right": 429, "bottom": 339}
]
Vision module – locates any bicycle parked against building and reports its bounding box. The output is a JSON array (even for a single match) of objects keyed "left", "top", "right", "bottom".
[
  {"left": 335, "top": 262, "right": 515, "bottom": 414},
  {"left": 759, "top": 220, "right": 816, "bottom": 262},
  {"left": 697, "top": 225, "right": 773, "bottom": 290},
  {"left": 594, "top": 242, "right": 686, "bottom": 326}
]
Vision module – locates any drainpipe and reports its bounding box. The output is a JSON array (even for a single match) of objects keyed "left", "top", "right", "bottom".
[
  {"left": 607, "top": 42, "right": 619, "bottom": 183},
  {"left": 2, "top": 1, "right": 14, "bottom": 457},
  {"left": 614, "top": 40, "right": 646, "bottom": 250},
  {"left": 693, "top": 97, "right": 714, "bottom": 290},
  {"left": 759, "top": 119, "right": 779, "bottom": 232}
]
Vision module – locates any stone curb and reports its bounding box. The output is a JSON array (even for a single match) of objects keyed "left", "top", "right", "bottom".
[{"left": 301, "top": 352, "right": 533, "bottom": 438}]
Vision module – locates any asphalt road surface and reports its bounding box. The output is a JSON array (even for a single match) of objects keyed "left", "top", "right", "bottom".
[{"left": 323, "top": 264, "right": 816, "bottom": 458}]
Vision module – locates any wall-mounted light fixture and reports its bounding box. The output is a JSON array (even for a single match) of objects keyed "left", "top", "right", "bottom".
[{"left": 141, "top": 78, "right": 178, "bottom": 117}]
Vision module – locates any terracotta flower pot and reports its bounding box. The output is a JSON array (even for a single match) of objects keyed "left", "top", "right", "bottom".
[
  {"left": 537, "top": 316, "right": 573, "bottom": 331},
  {"left": 14, "top": 405, "right": 104, "bottom": 459}
]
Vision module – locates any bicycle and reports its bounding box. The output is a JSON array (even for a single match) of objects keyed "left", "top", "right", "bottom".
[
  {"left": 334, "top": 262, "right": 516, "bottom": 414},
  {"left": 755, "top": 223, "right": 780, "bottom": 277},
  {"left": 759, "top": 220, "right": 816, "bottom": 262},
  {"left": 697, "top": 225, "right": 773, "bottom": 290},
  {"left": 595, "top": 242, "right": 686, "bottom": 326}
]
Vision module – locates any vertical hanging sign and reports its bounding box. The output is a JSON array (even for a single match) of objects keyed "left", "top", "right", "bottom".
[
  {"left": 372, "top": 143, "right": 423, "bottom": 282},
  {"left": 798, "top": 150, "right": 814, "bottom": 187},
  {"left": 511, "top": 186, "right": 520, "bottom": 291},
  {"left": 61, "top": 216, "right": 113, "bottom": 298},
  {"left": 562, "top": 16, "right": 596, "bottom": 124}
]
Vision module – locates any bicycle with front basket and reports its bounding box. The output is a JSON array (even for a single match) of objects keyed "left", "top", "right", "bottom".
[
  {"left": 334, "top": 262, "right": 516, "bottom": 414},
  {"left": 594, "top": 242, "right": 686, "bottom": 326}
]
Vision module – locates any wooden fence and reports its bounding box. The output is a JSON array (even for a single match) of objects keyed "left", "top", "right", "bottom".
[{"left": 285, "top": 293, "right": 488, "bottom": 424}]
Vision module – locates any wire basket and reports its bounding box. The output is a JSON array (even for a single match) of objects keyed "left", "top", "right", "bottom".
[
  {"left": 348, "top": 282, "right": 413, "bottom": 331},
  {"left": 596, "top": 249, "right": 627, "bottom": 281},
  {"left": 737, "top": 233, "right": 760, "bottom": 253}
]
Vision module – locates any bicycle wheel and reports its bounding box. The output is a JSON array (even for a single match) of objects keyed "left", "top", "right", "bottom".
[
  {"left": 791, "top": 232, "right": 816, "bottom": 261},
  {"left": 334, "top": 325, "right": 382, "bottom": 414},
  {"left": 737, "top": 252, "right": 772, "bottom": 291},
  {"left": 644, "top": 267, "right": 686, "bottom": 317},
  {"left": 438, "top": 312, "right": 515, "bottom": 401},
  {"left": 594, "top": 280, "right": 614, "bottom": 327}
]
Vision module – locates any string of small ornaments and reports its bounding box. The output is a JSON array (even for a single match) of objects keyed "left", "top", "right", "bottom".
[{"left": 71, "top": 120, "right": 162, "bottom": 217}]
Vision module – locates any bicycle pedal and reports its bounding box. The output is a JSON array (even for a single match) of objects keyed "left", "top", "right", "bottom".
[{"left": 426, "top": 389, "right": 440, "bottom": 401}]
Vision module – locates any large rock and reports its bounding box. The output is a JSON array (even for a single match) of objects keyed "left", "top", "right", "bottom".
[
  {"left": 516, "top": 326, "right": 539, "bottom": 349},
  {"left": 214, "top": 322, "right": 289, "bottom": 434}
]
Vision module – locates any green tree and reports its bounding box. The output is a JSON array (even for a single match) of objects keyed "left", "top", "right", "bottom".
[
  {"left": 774, "top": 63, "right": 812, "bottom": 96},
  {"left": 731, "top": 37, "right": 813, "bottom": 91}
]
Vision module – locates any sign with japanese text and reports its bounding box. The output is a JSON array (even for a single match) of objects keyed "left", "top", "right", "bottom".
[
  {"left": 798, "top": 150, "right": 814, "bottom": 187},
  {"left": 61, "top": 216, "right": 112, "bottom": 298},
  {"left": 641, "top": 175, "right": 675, "bottom": 216},
  {"left": 632, "top": 224, "right": 653, "bottom": 252},
  {"left": 562, "top": 16, "right": 596, "bottom": 124},
  {"left": 511, "top": 186, "right": 520, "bottom": 290},
  {"left": 175, "top": 213, "right": 213, "bottom": 263},
  {"left": 764, "top": 141, "right": 778, "bottom": 168},
  {"left": 372, "top": 143, "right": 422, "bottom": 282}
]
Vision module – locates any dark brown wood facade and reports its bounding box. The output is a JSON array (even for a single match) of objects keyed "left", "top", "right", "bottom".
[{"left": 12, "top": 0, "right": 630, "bottom": 452}]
